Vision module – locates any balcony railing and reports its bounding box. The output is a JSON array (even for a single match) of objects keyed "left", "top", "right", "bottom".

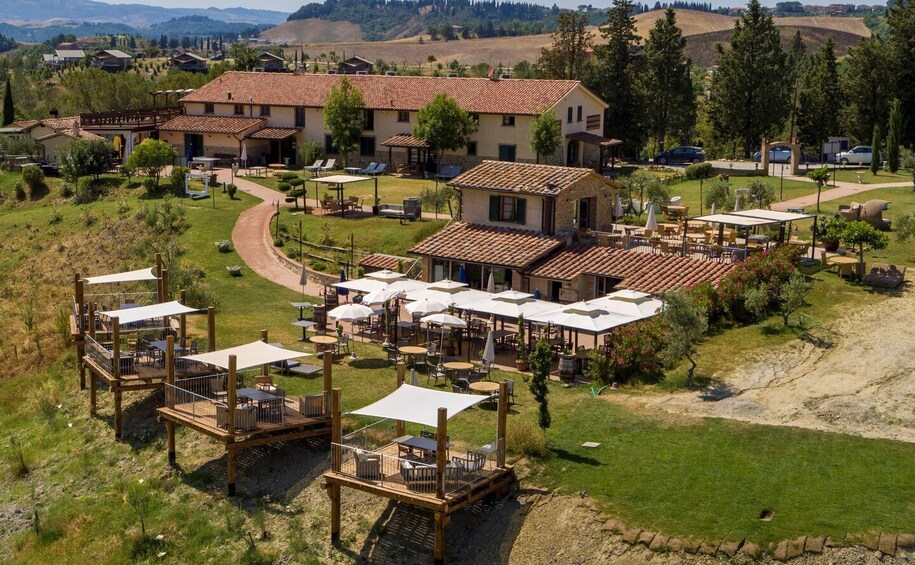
[{"left": 80, "top": 107, "right": 181, "bottom": 129}]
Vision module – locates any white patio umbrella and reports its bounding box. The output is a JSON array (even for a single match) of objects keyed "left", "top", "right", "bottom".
[
  {"left": 328, "top": 303, "right": 374, "bottom": 321},
  {"left": 361, "top": 287, "right": 402, "bottom": 305},
  {"left": 486, "top": 272, "right": 496, "bottom": 293},
  {"left": 481, "top": 330, "right": 496, "bottom": 368},
  {"left": 645, "top": 205, "right": 658, "bottom": 231},
  {"left": 613, "top": 194, "right": 624, "bottom": 218},
  {"left": 240, "top": 142, "right": 248, "bottom": 166},
  {"left": 733, "top": 197, "right": 741, "bottom": 212},
  {"left": 366, "top": 269, "right": 406, "bottom": 281},
  {"left": 420, "top": 313, "right": 468, "bottom": 369},
  {"left": 406, "top": 298, "right": 448, "bottom": 316},
  {"left": 410, "top": 368, "right": 420, "bottom": 386},
  {"left": 710, "top": 202, "right": 717, "bottom": 215}
]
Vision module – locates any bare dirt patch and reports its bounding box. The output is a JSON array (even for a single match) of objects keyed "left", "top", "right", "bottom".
[{"left": 622, "top": 285, "right": 915, "bottom": 442}]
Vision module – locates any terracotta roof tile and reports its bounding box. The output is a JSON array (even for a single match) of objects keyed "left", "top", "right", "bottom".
[
  {"left": 409, "top": 222, "right": 563, "bottom": 269},
  {"left": 36, "top": 128, "right": 105, "bottom": 142},
  {"left": 381, "top": 134, "right": 429, "bottom": 148},
  {"left": 450, "top": 160, "right": 621, "bottom": 196},
  {"left": 158, "top": 115, "right": 264, "bottom": 135},
  {"left": 247, "top": 127, "right": 300, "bottom": 140},
  {"left": 358, "top": 253, "right": 412, "bottom": 271},
  {"left": 181, "top": 71, "right": 594, "bottom": 115},
  {"left": 43, "top": 116, "right": 80, "bottom": 130},
  {"left": 527, "top": 244, "right": 736, "bottom": 295}
]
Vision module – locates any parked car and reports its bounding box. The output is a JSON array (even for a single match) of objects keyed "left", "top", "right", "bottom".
[
  {"left": 653, "top": 146, "right": 706, "bottom": 165},
  {"left": 834, "top": 145, "right": 882, "bottom": 165},
  {"left": 753, "top": 145, "right": 793, "bottom": 163}
]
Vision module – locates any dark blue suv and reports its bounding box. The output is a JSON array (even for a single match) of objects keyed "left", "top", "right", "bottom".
[{"left": 653, "top": 146, "right": 706, "bottom": 165}]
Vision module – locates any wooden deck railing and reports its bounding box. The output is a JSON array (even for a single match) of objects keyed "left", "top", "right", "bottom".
[{"left": 85, "top": 334, "right": 113, "bottom": 373}]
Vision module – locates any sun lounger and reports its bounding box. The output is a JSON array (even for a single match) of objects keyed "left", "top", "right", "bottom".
[
  {"left": 319, "top": 159, "right": 336, "bottom": 174},
  {"left": 434, "top": 165, "right": 461, "bottom": 181},
  {"left": 357, "top": 162, "right": 379, "bottom": 175},
  {"left": 275, "top": 359, "right": 322, "bottom": 376},
  {"left": 365, "top": 163, "right": 386, "bottom": 176}
]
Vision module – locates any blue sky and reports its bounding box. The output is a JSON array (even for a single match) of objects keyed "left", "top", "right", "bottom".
[{"left": 102, "top": 0, "right": 881, "bottom": 14}]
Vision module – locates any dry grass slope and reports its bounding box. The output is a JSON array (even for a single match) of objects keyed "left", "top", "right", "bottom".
[{"left": 261, "top": 18, "right": 363, "bottom": 44}]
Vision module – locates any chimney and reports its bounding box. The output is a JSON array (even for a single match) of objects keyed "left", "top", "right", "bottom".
[
  {"left": 227, "top": 91, "right": 232, "bottom": 100},
  {"left": 49, "top": 108, "right": 59, "bottom": 118}
]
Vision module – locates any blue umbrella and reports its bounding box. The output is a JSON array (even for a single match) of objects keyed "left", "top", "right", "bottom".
[
  {"left": 458, "top": 264, "right": 467, "bottom": 284},
  {"left": 533, "top": 289, "right": 541, "bottom": 299},
  {"left": 337, "top": 269, "right": 349, "bottom": 296},
  {"left": 185, "top": 142, "right": 194, "bottom": 165}
]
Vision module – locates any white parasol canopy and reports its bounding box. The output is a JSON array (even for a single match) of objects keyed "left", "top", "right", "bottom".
[
  {"left": 334, "top": 277, "right": 426, "bottom": 294},
  {"left": 366, "top": 269, "right": 406, "bottom": 281},
  {"left": 328, "top": 303, "right": 375, "bottom": 321},
  {"left": 420, "top": 313, "right": 467, "bottom": 328},
  {"left": 349, "top": 384, "right": 487, "bottom": 427},
  {"left": 486, "top": 272, "right": 496, "bottom": 293},
  {"left": 404, "top": 279, "right": 490, "bottom": 307},
  {"left": 613, "top": 194, "right": 624, "bottom": 218},
  {"left": 457, "top": 290, "right": 557, "bottom": 319},
  {"left": 85, "top": 267, "right": 157, "bottom": 285},
  {"left": 594, "top": 290, "right": 663, "bottom": 318},
  {"left": 733, "top": 197, "right": 741, "bottom": 212},
  {"left": 645, "top": 205, "right": 658, "bottom": 231},
  {"left": 360, "top": 287, "right": 403, "bottom": 305},
  {"left": 100, "top": 300, "right": 198, "bottom": 325},
  {"left": 240, "top": 142, "right": 248, "bottom": 163},
  {"left": 181, "top": 340, "right": 310, "bottom": 370},
  {"left": 527, "top": 300, "right": 639, "bottom": 334},
  {"left": 405, "top": 298, "right": 448, "bottom": 316},
  {"left": 710, "top": 202, "right": 717, "bottom": 215},
  {"left": 481, "top": 331, "right": 496, "bottom": 367}
]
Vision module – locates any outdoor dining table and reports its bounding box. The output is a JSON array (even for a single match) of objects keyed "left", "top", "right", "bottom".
[
  {"left": 398, "top": 345, "right": 428, "bottom": 367},
  {"left": 248, "top": 166, "right": 267, "bottom": 177},
  {"left": 236, "top": 387, "right": 283, "bottom": 423},
  {"left": 291, "top": 302, "right": 311, "bottom": 320},
  {"left": 190, "top": 157, "right": 218, "bottom": 171},
  {"left": 469, "top": 381, "right": 500, "bottom": 406},
  {"left": 443, "top": 361, "right": 476, "bottom": 381},
  {"left": 343, "top": 167, "right": 361, "bottom": 175},
  {"left": 394, "top": 434, "right": 450, "bottom": 459},
  {"left": 309, "top": 335, "right": 338, "bottom": 355},
  {"left": 149, "top": 339, "right": 186, "bottom": 366},
  {"left": 827, "top": 256, "right": 858, "bottom": 266},
  {"left": 292, "top": 320, "right": 315, "bottom": 342}
]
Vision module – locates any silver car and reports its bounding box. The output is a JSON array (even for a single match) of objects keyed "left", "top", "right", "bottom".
[{"left": 834, "top": 145, "right": 881, "bottom": 165}]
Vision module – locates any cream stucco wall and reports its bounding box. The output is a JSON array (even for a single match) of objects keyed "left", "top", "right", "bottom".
[
  {"left": 460, "top": 188, "right": 545, "bottom": 232},
  {"left": 39, "top": 135, "right": 74, "bottom": 165}
]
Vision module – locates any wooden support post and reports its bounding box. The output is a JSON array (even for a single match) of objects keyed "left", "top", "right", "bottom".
[
  {"left": 78, "top": 340, "right": 86, "bottom": 390},
  {"left": 434, "top": 511, "right": 447, "bottom": 565},
  {"left": 178, "top": 289, "right": 187, "bottom": 348},
  {"left": 260, "top": 329, "right": 269, "bottom": 380},
  {"left": 76, "top": 275, "right": 86, "bottom": 390},
  {"left": 207, "top": 307, "right": 216, "bottom": 352},
  {"left": 436, "top": 407, "right": 447, "bottom": 499},
  {"left": 112, "top": 318, "right": 121, "bottom": 380},
  {"left": 87, "top": 301, "right": 96, "bottom": 340},
  {"left": 74, "top": 274, "right": 84, "bottom": 333},
  {"left": 227, "top": 446, "right": 237, "bottom": 497},
  {"left": 155, "top": 252, "right": 163, "bottom": 280},
  {"left": 227, "top": 354, "right": 237, "bottom": 496},
  {"left": 330, "top": 481, "right": 341, "bottom": 546},
  {"left": 114, "top": 387, "right": 123, "bottom": 440},
  {"left": 395, "top": 362, "right": 405, "bottom": 437},
  {"left": 497, "top": 381, "right": 508, "bottom": 468},
  {"left": 227, "top": 354, "right": 237, "bottom": 435},
  {"left": 323, "top": 344, "right": 333, "bottom": 409},
  {"left": 166, "top": 335, "right": 176, "bottom": 466},
  {"left": 89, "top": 368, "right": 97, "bottom": 415},
  {"left": 160, "top": 268, "right": 169, "bottom": 301},
  {"left": 331, "top": 388, "right": 342, "bottom": 469}
]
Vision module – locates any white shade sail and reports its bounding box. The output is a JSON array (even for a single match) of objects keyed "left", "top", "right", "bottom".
[
  {"left": 361, "top": 287, "right": 403, "bottom": 305},
  {"left": 312, "top": 174, "right": 371, "bottom": 185},
  {"left": 349, "top": 384, "right": 487, "bottom": 427},
  {"left": 690, "top": 214, "right": 778, "bottom": 227},
  {"left": 728, "top": 209, "right": 814, "bottom": 222},
  {"left": 334, "top": 277, "right": 426, "bottom": 294},
  {"left": 366, "top": 269, "right": 406, "bottom": 281},
  {"left": 85, "top": 267, "right": 157, "bottom": 285},
  {"left": 100, "top": 300, "right": 198, "bottom": 325},
  {"left": 594, "top": 290, "right": 663, "bottom": 318},
  {"left": 328, "top": 303, "right": 375, "bottom": 321},
  {"left": 458, "top": 290, "right": 557, "bottom": 319},
  {"left": 181, "top": 340, "right": 310, "bottom": 370}
]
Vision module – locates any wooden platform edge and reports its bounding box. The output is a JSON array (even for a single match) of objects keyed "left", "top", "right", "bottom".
[{"left": 157, "top": 407, "right": 332, "bottom": 445}]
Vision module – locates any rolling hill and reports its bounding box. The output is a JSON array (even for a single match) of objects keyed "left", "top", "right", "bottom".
[
  {"left": 261, "top": 19, "right": 364, "bottom": 44},
  {"left": 277, "top": 10, "right": 871, "bottom": 68}
]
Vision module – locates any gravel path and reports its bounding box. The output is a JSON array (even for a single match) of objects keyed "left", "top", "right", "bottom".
[{"left": 772, "top": 176, "right": 911, "bottom": 211}]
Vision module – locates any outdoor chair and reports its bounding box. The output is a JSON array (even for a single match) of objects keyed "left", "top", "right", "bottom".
[
  {"left": 452, "top": 378, "right": 469, "bottom": 394},
  {"left": 354, "top": 449, "right": 382, "bottom": 480},
  {"left": 298, "top": 394, "right": 325, "bottom": 417},
  {"left": 214, "top": 402, "right": 257, "bottom": 431},
  {"left": 434, "top": 165, "right": 462, "bottom": 182},
  {"left": 275, "top": 359, "right": 322, "bottom": 377},
  {"left": 319, "top": 159, "right": 337, "bottom": 174},
  {"left": 401, "top": 460, "right": 437, "bottom": 492},
  {"left": 304, "top": 160, "right": 323, "bottom": 176},
  {"left": 335, "top": 334, "right": 352, "bottom": 356},
  {"left": 366, "top": 163, "right": 386, "bottom": 176},
  {"left": 357, "top": 162, "right": 378, "bottom": 175},
  {"left": 427, "top": 363, "right": 446, "bottom": 385},
  {"left": 210, "top": 377, "right": 227, "bottom": 400},
  {"left": 504, "top": 379, "right": 515, "bottom": 404},
  {"left": 451, "top": 451, "right": 486, "bottom": 483}
]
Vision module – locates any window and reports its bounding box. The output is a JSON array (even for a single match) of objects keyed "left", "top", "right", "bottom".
[
  {"left": 498, "top": 144, "right": 516, "bottom": 162},
  {"left": 260, "top": 105, "right": 270, "bottom": 117},
  {"left": 502, "top": 115, "right": 515, "bottom": 127},
  {"left": 577, "top": 105, "right": 582, "bottom": 122},
  {"left": 488, "top": 195, "right": 526, "bottom": 224},
  {"left": 324, "top": 134, "right": 337, "bottom": 155},
  {"left": 234, "top": 104, "right": 244, "bottom": 115},
  {"left": 398, "top": 110, "right": 410, "bottom": 123},
  {"left": 363, "top": 109, "right": 374, "bottom": 131},
  {"left": 466, "top": 141, "right": 477, "bottom": 156},
  {"left": 567, "top": 107, "right": 573, "bottom": 124},
  {"left": 295, "top": 107, "right": 305, "bottom": 127},
  {"left": 359, "top": 136, "right": 375, "bottom": 157},
  {"left": 203, "top": 103, "right": 214, "bottom": 114}
]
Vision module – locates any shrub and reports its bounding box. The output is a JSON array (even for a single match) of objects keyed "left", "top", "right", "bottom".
[
  {"left": 22, "top": 166, "right": 46, "bottom": 196},
  {"left": 813, "top": 214, "right": 848, "bottom": 242},
  {"left": 277, "top": 182, "right": 291, "bottom": 192},
  {"left": 81, "top": 209, "right": 97, "bottom": 227},
  {"left": 117, "top": 200, "right": 131, "bottom": 215},
  {"left": 684, "top": 161, "right": 713, "bottom": 180},
  {"left": 716, "top": 247, "right": 798, "bottom": 322},
  {"left": 273, "top": 238, "right": 284, "bottom": 247},
  {"left": 688, "top": 282, "right": 722, "bottom": 323},
  {"left": 14, "top": 181, "right": 26, "bottom": 200},
  {"left": 604, "top": 317, "right": 665, "bottom": 383},
  {"left": 226, "top": 184, "right": 238, "bottom": 199},
  {"left": 704, "top": 179, "right": 734, "bottom": 210},
  {"left": 507, "top": 420, "right": 546, "bottom": 458},
  {"left": 309, "top": 259, "right": 327, "bottom": 272},
  {"left": 584, "top": 350, "right": 613, "bottom": 386},
  {"left": 278, "top": 172, "right": 299, "bottom": 182},
  {"left": 215, "top": 240, "right": 232, "bottom": 253},
  {"left": 142, "top": 178, "right": 157, "bottom": 194},
  {"left": 59, "top": 182, "right": 74, "bottom": 198},
  {"left": 47, "top": 209, "right": 63, "bottom": 225},
  {"left": 226, "top": 265, "right": 242, "bottom": 277},
  {"left": 744, "top": 179, "right": 776, "bottom": 209},
  {"left": 285, "top": 248, "right": 301, "bottom": 260},
  {"left": 288, "top": 178, "right": 305, "bottom": 189},
  {"left": 170, "top": 166, "right": 190, "bottom": 191}
]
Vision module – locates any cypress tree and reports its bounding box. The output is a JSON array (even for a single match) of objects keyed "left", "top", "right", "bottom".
[
  {"left": 870, "top": 124, "right": 881, "bottom": 175},
  {"left": 886, "top": 99, "right": 902, "bottom": 173},
  {"left": 2, "top": 78, "right": 13, "bottom": 127}
]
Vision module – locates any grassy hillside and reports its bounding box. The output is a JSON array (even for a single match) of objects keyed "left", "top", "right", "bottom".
[{"left": 260, "top": 19, "right": 363, "bottom": 45}]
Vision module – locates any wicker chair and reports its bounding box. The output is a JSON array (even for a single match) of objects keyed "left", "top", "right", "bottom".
[{"left": 354, "top": 449, "right": 382, "bottom": 480}]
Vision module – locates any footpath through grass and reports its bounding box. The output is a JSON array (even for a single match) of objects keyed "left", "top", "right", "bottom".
[{"left": 242, "top": 171, "right": 441, "bottom": 207}]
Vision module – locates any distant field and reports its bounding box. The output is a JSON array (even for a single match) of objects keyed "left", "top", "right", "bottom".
[
  {"left": 277, "top": 10, "right": 870, "bottom": 67},
  {"left": 261, "top": 18, "right": 363, "bottom": 44}
]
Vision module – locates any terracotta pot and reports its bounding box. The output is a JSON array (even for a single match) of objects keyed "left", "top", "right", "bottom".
[
  {"left": 823, "top": 239, "right": 839, "bottom": 252},
  {"left": 515, "top": 359, "right": 529, "bottom": 372}
]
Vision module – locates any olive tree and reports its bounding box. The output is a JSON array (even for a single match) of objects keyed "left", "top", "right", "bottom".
[
  {"left": 323, "top": 77, "right": 365, "bottom": 168},
  {"left": 660, "top": 289, "right": 708, "bottom": 387},
  {"left": 126, "top": 139, "right": 177, "bottom": 190}
]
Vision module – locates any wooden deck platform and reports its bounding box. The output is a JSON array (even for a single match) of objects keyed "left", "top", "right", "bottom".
[
  {"left": 83, "top": 356, "right": 212, "bottom": 389},
  {"left": 157, "top": 398, "right": 332, "bottom": 443}
]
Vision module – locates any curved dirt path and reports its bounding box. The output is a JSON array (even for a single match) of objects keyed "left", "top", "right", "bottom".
[
  {"left": 773, "top": 177, "right": 912, "bottom": 211},
  {"left": 619, "top": 284, "right": 915, "bottom": 442}
]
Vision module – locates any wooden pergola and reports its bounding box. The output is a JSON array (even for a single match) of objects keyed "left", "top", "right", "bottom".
[
  {"left": 381, "top": 134, "right": 430, "bottom": 176},
  {"left": 565, "top": 131, "right": 622, "bottom": 172}
]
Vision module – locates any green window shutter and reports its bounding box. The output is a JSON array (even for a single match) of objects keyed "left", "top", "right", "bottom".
[
  {"left": 489, "top": 195, "right": 500, "bottom": 221},
  {"left": 515, "top": 197, "right": 526, "bottom": 225}
]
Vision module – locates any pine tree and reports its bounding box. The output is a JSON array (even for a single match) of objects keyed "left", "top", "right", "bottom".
[
  {"left": 795, "top": 38, "right": 840, "bottom": 156},
  {"left": 886, "top": 99, "right": 902, "bottom": 173},
  {"left": 839, "top": 35, "right": 891, "bottom": 143},
  {"left": 887, "top": 0, "right": 915, "bottom": 146},
  {"left": 537, "top": 12, "right": 593, "bottom": 80},
  {"left": 707, "top": 0, "right": 788, "bottom": 158},
  {"left": 2, "top": 78, "right": 13, "bottom": 127},
  {"left": 588, "top": 0, "right": 644, "bottom": 156},
  {"left": 870, "top": 124, "right": 881, "bottom": 175},
  {"left": 641, "top": 8, "right": 696, "bottom": 151}
]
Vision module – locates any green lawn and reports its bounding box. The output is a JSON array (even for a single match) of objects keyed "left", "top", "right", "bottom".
[
  {"left": 830, "top": 167, "right": 913, "bottom": 185},
  {"left": 242, "top": 171, "right": 443, "bottom": 207},
  {"left": 2, "top": 171, "right": 915, "bottom": 561},
  {"left": 664, "top": 176, "right": 816, "bottom": 216}
]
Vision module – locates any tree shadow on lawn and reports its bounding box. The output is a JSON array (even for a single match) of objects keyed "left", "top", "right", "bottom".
[
  {"left": 94, "top": 388, "right": 167, "bottom": 450},
  {"left": 549, "top": 448, "right": 601, "bottom": 466}
]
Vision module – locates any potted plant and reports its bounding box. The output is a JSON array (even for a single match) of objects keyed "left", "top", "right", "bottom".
[
  {"left": 372, "top": 197, "right": 381, "bottom": 216},
  {"left": 814, "top": 214, "right": 848, "bottom": 252},
  {"left": 336, "top": 322, "right": 344, "bottom": 338},
  {"left": 515, "top": 314, "right": 529, "bottom": 371}
]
